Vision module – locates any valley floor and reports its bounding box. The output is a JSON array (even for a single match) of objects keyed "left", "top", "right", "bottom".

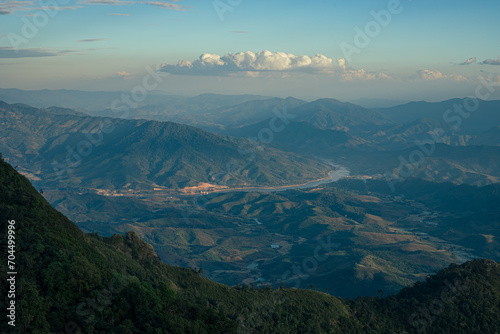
[{"left": 43, "top": 169, "right": 491, "bottom": 298}]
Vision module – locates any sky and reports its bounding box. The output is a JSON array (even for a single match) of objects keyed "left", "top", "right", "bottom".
[{"left": 1, "top": 0, "right": 500, "bottom": 102}]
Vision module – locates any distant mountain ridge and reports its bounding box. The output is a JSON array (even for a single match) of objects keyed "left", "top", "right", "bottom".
[
  {"left": 203, "top": 96, "right": 307, "bottom": 129},
  {"left": 0, "top": 88, "right": 270, "bottom": 112},
  {"left": 227, "top": 119, "right": 371, "bottom": 155},
  {"left": 377, "top": 98, "right": 500, "bottom": 134},
  {"left": 290, "top": 98, "right": 394, "bottom": 134},
  {"left": 472, "top": 125, "right": 500, "bottom": 146},
  {"left": 2, "top": 92, "right": 500, "bottom": 188},
  {"left": 0, "top": 101, "right": 329, "bottom": 191}
]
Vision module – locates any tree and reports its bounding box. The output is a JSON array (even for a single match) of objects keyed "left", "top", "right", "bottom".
[{"left": 158, "top": 281, "right": 176, "bottom": 303}]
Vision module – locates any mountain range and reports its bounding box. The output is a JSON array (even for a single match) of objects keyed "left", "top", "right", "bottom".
[
  {"left": 1, "top": 91, "right": 500, "bottom": 327},
  {"left": 0, "top": 101, "right": 329, "bottom": 191},
  {"left": 377, "top": 99, "right": 500, "bottom": 135}
]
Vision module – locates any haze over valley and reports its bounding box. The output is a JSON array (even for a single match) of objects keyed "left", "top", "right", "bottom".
[
  {"left": 2, "top": 91, "right": 500, "bottom": 299},
  {"left": 1, "top": 0, "right": 500, "bottom": 333}
]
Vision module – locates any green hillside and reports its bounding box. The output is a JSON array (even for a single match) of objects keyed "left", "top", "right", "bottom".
[
  {"left": 0, "top": 156, "right": 348, "bottom": 333},
  {"left": 1, "top": 157, "right": 500, "bottom": 333}
]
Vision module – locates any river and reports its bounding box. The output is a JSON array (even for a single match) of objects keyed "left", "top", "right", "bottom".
[{"left": 205, "top": 165, "right": 350, "bottom": 195}]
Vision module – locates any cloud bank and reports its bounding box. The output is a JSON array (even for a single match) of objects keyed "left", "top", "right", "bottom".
[
  {"left": 0, "top": 47, "right": 95, "bottom": 58},
  {"left": 78, "top": 0, "right": 190, "bottom": 11},
  {"left": 76, "top": 38, "right": 108, "bottom": 43},
  {"left": 160, "top": 50, "right": 391, "bottom": 81},
  {"left": 0, "top": 1, "right": 82, "bottom": 15},
  {"left": 78, "top": 0, "right": 134, "bottom": 5},
  {"left": 0, "top": 0, "right": 191, "bottom": 14},
  {"left": 117, "top": 71, "right": 134, "bottom": 79},
  {"left": 411, "top": 70, "right": 466, "bottom": 82},
  {"left": 481, "top": 56, "right": 500, "bottom": 65},
  {"left": 0, "top": 1, "right": 35, "bottom": 15},
  {"left": 0, "top": 47, "right": 60, "bottom": 58},
  {"left": 148, "top": 1, "right": 189, "bottom": 11},
  {"left": 161, "top": 51, "right": 334, "bottom": 74},
  {"left": 458, "top": 57, "right": 476, "bottom": 65}
]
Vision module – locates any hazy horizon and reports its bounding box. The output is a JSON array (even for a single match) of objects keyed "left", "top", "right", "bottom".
[{"left": 1, "top": 0, "right": 500, "bottom": 101}]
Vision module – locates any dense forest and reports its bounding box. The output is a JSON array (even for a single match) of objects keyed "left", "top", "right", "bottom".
[{"left": 1, "top": 157, "right": 499, "bottom": 333}]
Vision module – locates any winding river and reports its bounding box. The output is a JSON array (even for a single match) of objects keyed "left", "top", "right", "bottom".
[{"left": 206, "top": 165, "right": 350, "bottom": 195}]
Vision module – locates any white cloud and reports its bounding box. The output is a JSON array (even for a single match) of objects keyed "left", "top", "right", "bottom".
[
  {"left": 78, "top": 0, "right": 134, "bottom": 5},
  {"left": 0, "top": 0, "right": 190, "bottom": 14},
  {"left": 0, "top": 47, "right": 77, "bottom": 58},
  {"left": 0, "top": 1, "right": 34, "bottom": 15},
  {"left": 76, "top": 38, "right": 108, "bottom": 43},
  {"left": 77, "top": 0, "right": 189, "bottom": 11},
  {"left": 341, "top": 69, "right": 392, "bottom": 81},
  {"left": 147, "top": 1, "right": 189, "bottom": 11},
  {"left": 0, "top": 0, "right": 189, "bottom": 15},
  {"left": 116, "top": 71, "right": 135, "bottom": 80},
  {"left": 481, "top": 56, "right": 500, "bottom": 65},
  {"left": 335, "top": 58, "right": 391, "bottom": 81},
  {"left": 411, "top": 70, "right": 466, "bottom": 82},
  {"left": 489, "top": 74, "right": 500, "bottom": 84},
  {"left": 161, "top": 51, "right": 335, "bottom": 75},
  {"left": 479, "top": 73, "right": 500, "bottom": 86},
  {"left": 458, "top": 57, "right": 476, "bottom": 65},
  {"left": 160, "top": 50, "right": 391, "bottom": 81},
  {"left": 117, "top": 71, "right": 134, "bottom": 79},
  {"left": 0, "top": 1, "right": 81, "bottom": 15}
]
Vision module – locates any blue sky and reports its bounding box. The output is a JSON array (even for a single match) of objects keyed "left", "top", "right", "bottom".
[{"left": 1, "top": 0, "right": 500, "bottom": 101}]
